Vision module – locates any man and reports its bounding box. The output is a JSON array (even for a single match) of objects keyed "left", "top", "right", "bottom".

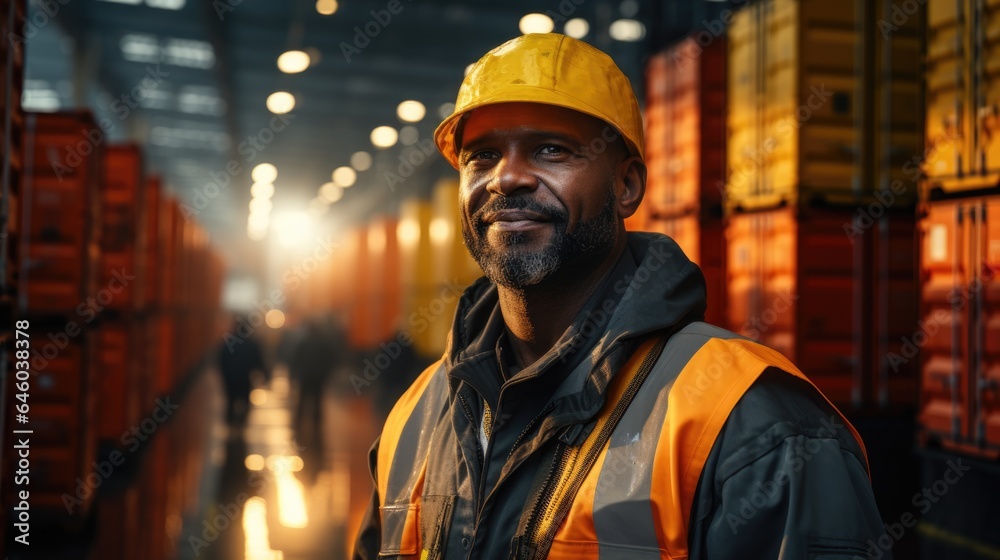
[{"left": 354, "top": 33, "right": 887, "bottom": 559}]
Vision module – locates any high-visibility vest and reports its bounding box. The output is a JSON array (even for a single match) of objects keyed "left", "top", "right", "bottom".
[{"left": 374, "top": 322, "right": 868, "bottom": 559}]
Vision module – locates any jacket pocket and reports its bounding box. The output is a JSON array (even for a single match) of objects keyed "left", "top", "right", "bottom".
[{"left": 379, "top": 503, "right": 420, "bottom": 557}]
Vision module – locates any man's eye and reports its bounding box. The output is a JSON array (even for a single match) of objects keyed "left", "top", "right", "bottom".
[
  {"left": 538, "top": 145, "right": 567, "bottom": 155},
  {"left": 469, "top": 150, "right": 498, "bottom": 162}
]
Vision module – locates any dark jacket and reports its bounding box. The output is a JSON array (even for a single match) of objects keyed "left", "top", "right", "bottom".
[{"left": 354, "top": 232, "right": 888, "bottom": 559}]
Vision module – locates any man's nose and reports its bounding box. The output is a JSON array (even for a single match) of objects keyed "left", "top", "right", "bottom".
[{"left": 487, "top": 151, "right": 539, "bottom": 197}]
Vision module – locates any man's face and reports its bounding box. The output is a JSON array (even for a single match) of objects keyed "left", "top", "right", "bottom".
[{"left": 457, "top": 103, "right": 625, "bottom": 289}]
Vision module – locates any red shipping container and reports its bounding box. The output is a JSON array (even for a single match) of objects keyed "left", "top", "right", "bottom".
[
  {"left": 100, "top": 145, "right": 145, "bottom": 312},
  {"left": 727, "top": 205, "right": 918, "bottom": 409},
  {"left": 20, "top": 112, "right": 102, "bottom": 315},
  {"left": 641, "top": 211, "right": 726, "bottom": 328},
  {"left": 143, "top": 176, "right": 162, "bottom": 309},
  {"left": 95, "top": 320, "right": 142, "bottom": 444},
  {"left": 644, "top": 37, "right": 726, "bottom": 218},
  {"left": 919, "top": 196, "right": 1000, "bottom": 456}
]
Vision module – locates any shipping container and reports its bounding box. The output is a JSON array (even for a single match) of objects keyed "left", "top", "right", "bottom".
[
  {"left": 19, "top": 112, "right": 102, "bottom": 315},
  {"left": 99, "top": 145, "right": 145, "bottom": 312},
  {"left": 727, "top": 205, "right": 918, "bottom": 409},
  {"left": 642, "top": 210, "right": 726, "bottom": 327},
  {"left": 919, "top": 195, "right": 1000, "bottom": 456},
  {"left": 726, "top": 0, "right": 923, "bottom": 211},
  {"left": 644, "top": 36, "right": 726, "bottom": 217},
  {"left": 923, "top": 0, "right": 1000, "bottom": 195}
]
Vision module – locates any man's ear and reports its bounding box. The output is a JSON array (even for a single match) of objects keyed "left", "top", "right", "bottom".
[{"left": 616, "top": 156, "right": 646, "bottom": 219}]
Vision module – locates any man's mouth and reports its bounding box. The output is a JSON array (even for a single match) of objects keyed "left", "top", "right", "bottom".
[{"left": 485, "top": 209, "right": 552, "bottom": 232}]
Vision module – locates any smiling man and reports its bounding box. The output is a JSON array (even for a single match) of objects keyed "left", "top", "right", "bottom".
[{"left": 353, "top": 33, "right": 888, "bottom": 560}]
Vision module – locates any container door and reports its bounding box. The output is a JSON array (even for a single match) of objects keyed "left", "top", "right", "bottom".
[{"left": 976, "top": 199, "right": 1000, "bottom": 448}]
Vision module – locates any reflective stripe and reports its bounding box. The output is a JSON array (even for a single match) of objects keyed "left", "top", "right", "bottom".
[
  {"left": 592, "top": 323, "right": 713, "bottom": 557},
  {"left": 385, "top": 363, "right": 449, "bottom": 504}
]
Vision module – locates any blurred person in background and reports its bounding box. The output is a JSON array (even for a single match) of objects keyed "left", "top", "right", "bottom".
[
  {"left": 289, "top": 314, "right": 346, "bottom": 482},
  {"left": 353, "top": 33, "right": 889, "bottom": 560},
  {"left": 218, "top": 315, "right": 268, "bottom": 439}
]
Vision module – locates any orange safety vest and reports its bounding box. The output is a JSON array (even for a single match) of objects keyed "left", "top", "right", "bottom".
[{"left": 374, "top": 322, "right": 868, "bottom": 559}]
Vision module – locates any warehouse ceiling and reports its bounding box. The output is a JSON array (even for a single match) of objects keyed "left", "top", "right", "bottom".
[{"left": 23, "top": 0, "right": 734, "bottom": 270}]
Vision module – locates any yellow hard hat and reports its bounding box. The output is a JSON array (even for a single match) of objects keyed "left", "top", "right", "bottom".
[{"left": 434, "top": 33, "right": 644, "bottom": 169}]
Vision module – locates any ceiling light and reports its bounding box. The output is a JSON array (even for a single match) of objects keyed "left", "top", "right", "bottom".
[
  {"left": 249, "top": 198, "right": 272, "bottom": 214},
  {"left": 266, "top": 91, "right": 295, "bottom": 114},
  {"left": 609, "top": 19, "right": 646, "bottom": 41},
  {"left": 350, "top": 151, "right": 372, "bottom": 171},
  {"left": 251, "top": 163, "right": 277, "bottom": 183},
  {"left": 332, "top": 166, "right": 357, "bottom": 187},
  {"left": 320, "top": 182, "right": 343, "bottom": 202},
  {"left": 265, "top": 309, "right": 285, "bottom": 329},
  {"left": 248, "top": 213, "right": 269, "bottom": 229},
  {"left": 396, "top": 100, "right": 426, "bottom": 122},
  {"left": 277, "top": 50, "right": 311, "bottom": 74},
  {"left": 564, "top": 18, "right": 589, "bottom": 38},
  {"left": 250, "top": 182, "right": 274, "bottom": 198},
  {"left": 370, "top": 126, "right": 398, "bottom": 149},
  {"left": 316, "top": 0, "right": 337, "bottom": 15},
  {"left": 519, "top": 13, "right": 554, "bottom": 34}
]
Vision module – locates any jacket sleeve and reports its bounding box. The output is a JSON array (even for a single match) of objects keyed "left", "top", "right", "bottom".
[
  {"left": 687, "top": 369, "right": 889, "bottom": 560},
  {"left": 352, "top": 437, "right": 382, "bottom": 560}
]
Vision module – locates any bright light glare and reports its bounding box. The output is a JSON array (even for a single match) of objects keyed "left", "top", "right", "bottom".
[
  {"left": 609, "top": 19, "right": 646, "bottom": 41},
  {"left": 245, "top": 454, "right": 265, "bottom": 471},
  {"left": 274, "top": 211, "right": 312, "bottom": 248},
  {"left": 332, "top": 166, "right": 357, "bottom": 187},
  {"left": 276, "top": 471, "right": 309, "bottom": 528},
  {"left": 430, "top": 217, "right": 451, "bottom": 247},
  {"left": 564, "top": 18, "right": 589, "bottom": 38},
  {"left": 242, "top": 497, "right": 282, "bottom": 560},
  {"left": 249, "top": 198, "right": 273, "bottom": 214},
  {"left": 316, "top": 0, "right": 337, "bottom": 15},
  {"left": 397, "top": 218, "right": 420, "bottom": 249},
  {"left": 250, "top": 182, "right": 275, "bottom": 198},
  {"left": 248, "top": 214, "right": 269, "bottom": 229},
  {"left": 277, "top": 50, "right": 310, "bottom": 74},
  {"left": 319, "top": 182, "right": 343, "bottom": 203},
  {"left": 251, "top": 163, "right": 277, "bottom": 183},
  {"left": 519, "top": 13, "right": 555, "bottom": 34},
  {"left": 249, "top": 389, "right": 267, "bottom": 406},
  {"left": 266, "top": 91, "right": 295, "bottom": 114},
  {"left": 370, "top": 126, "right": 398, "bottom": 148},
  {"left": 247, "top": 223, "right": 267, "bottom": 241},
  {"left": 265, "top": 309, "right": 285, "bottom": 329},
  {"left": 350, "top": 151, "right": 372, "bottom": 171},
  {"left": 396, "top": 100, "right": 426, "bottom": 122}
]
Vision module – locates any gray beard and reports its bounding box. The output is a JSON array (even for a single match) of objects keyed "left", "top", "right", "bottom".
[{"left": 463, "top": 186, "right": 618, "bottom": 289}]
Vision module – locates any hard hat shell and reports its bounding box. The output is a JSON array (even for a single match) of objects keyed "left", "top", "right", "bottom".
[{"left": 434, "top": 33, "right": 644, "bottom": 169}]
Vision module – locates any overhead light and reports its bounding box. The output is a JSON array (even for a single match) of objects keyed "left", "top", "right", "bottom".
[
  {"left": 397, "top": 218, "right": 420, "bottom": 249},
  {"left": 350, "top": 151, "right": 372, "bottom": 171},
  {"left": 430, "top": 217, "right": 451, "bottom": 247},
  {"left": 332, "top": 166, "right": 357, "bottom": 187},
  {"left": 519, "top": 13, "right": 554, "bottom": 34},
  {"left": 399, "top": 125, "right": 419, "bottom": 146},
  {"left": 99, "top": 0, "right": 143, "bottom": 4},
  {"left": 245, "top": 454, "right": 265, "bottom": 470},
  {"left": 370, "top": 126, "right": 398, "bottom": 149},
  {"left": 146, "top": 0, "right": 185, "bottom": 9},
  {"left": 120, "top": 33, "right": 160, "bottom": 63},
  {"left": 564, "top": 18, "right": 589, "bottom": 38},
  {"left": 320, "top": 182, "right": 343, "bottom": 202},
  {"left": 250, "top": 182, "right": 275, "bottom": 198},
  {"left": 265, "top": 309, "right": 285, "bottom": 329},
  {"left": 396, "top": 100, "right": 426, "bottom": 123},
  {"left": 251, "top": 163, "right": 277, "bottom": 183},
  {"left": 163, "top": 38, "right": 215, "bottom": 68},
  {"left": 609, "top": 19, "right": 645, "bottom": 41},
  {"left": 248, "top": 213, "right": 269, "bottom": 229},
  {"left": 274, "top": 211, "right": 313, "bottom": 248},
  {"left": 266, "top": 91, "right": 295, "bottom": 114},
  {"left": 438, "top": 102, "right": 455, "bottom": 119},
  {"left": 249, "top": 198, "right": 272, "bottom": 214},
  {"left": 277, "top": 50, "right": 310, "bottom": 74},
  {"left": 316, "top": 0, "right": 337, "bottom": 15}
]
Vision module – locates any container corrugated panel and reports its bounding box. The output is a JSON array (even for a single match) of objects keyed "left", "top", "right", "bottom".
[
  {"left": 919, "top": 195, "right": 1000, "bottom": 455},
  {"left": 645, "top": 36, "right": 726, "bottom": 217},
  {"left": 100, "top": 145, "right": 145, "bottom": 312},
  {"left": 20, "top": 112, "right": 102, "bottom": 315},
  {"left": 727, "top": 0, "right": 923, "bottom": 211},
  {"left": 641, "top": 211, "right": 726, "bottom": 327},
  {"left": 727, "top": 205, "right": 918, "bottom": 409},
  {"left": 143, "top": 176, "right": 161, "bottom": 310},
  {"left": 95, "top": 321, "right": 141, "bottom": 443},
  {"left": 923, "top": 0, "right": 1000, "bottom": 195}
]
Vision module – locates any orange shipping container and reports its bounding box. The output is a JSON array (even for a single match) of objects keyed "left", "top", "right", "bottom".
[
  {"left": 919, "top": 195, "right": 1000, "bottom": 457},
  {"left": 100, "top": 145, "right": 145, "bottom": 311},
  {"left": 727, "top": 205, "right": 918, "bottom": 409},
  {"left": 644, "top": 36, "right": 726, "bottom": 217}
]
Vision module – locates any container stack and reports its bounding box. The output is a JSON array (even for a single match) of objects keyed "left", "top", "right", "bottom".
[
  {"left": 633, "top": 36, "right": 727, "bottom": 327},
  {"left": 722, "top": 0, "right": 923, "bottom": 410},
  {"left": 0, "top": 0, "right": 25, "bottom": 551},
  {"left": 918, "top": 0, "right": 1000, "bottom": 459}
]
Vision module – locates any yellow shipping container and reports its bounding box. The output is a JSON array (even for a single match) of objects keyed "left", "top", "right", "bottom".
[
  {"left": 726, "top": 0, "right": 923, "bottom": 212},
  {"left": 924, "top": 0, "right": 1000, "bottom": 195}
]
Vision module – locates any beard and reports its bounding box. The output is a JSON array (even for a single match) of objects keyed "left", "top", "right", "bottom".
[{"left": 462, "top": 183, "right": 618, "bottom": 289}]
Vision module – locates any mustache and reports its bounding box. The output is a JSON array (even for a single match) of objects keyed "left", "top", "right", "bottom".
[{"left": 472, "top": 196, "right": 567, "bottom": 224}]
